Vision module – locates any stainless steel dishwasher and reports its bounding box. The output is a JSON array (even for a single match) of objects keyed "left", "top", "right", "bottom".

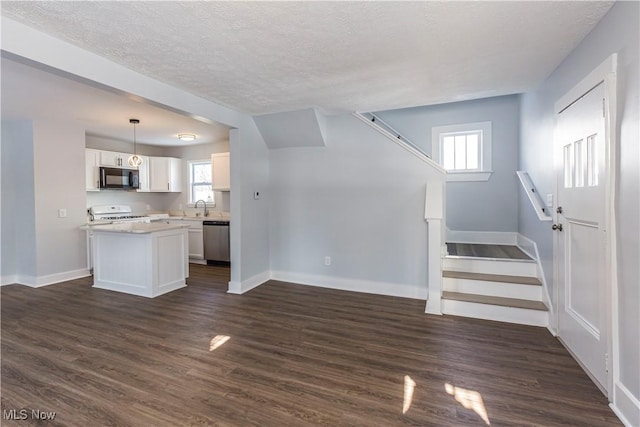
[{"left": 203, "top": 220, "right": 230, "bottom": 263}]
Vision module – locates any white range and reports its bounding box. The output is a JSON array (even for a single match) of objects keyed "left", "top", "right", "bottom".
[{"left": 89, "top": 204, "right": 151, "bottom": 224}]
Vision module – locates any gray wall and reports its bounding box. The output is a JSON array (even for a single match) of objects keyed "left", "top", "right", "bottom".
[
  {"left": 230, "top": 117, "right": 271, "bottom": 286},
  {"left": 377, "top": 95, "right": 520, "bottom": 232},
  {"left": 33, "top": 120, "right": 87, "bottom": 277},
  {"left": 1, "top": 120, "right": 36, "bottom": 282},
  {"left": 268, "top": 114, "right": 443, "bottom": 298},
  {"left": 85, "top": 134, "right": 167, "bottom": 156},
  {"left": 519, "top": 1, "right": 639, "bottom": 420},
  {"left": 1, "top": 119, "right": 87, "bottom": 283}
]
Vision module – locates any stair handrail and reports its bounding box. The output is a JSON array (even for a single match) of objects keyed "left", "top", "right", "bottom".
[
  {"left": 353, "top": 112, "right": 446, "bottom": 174},
  {"left": 517, "top": 171, "right": 552, "bottom": 221}
]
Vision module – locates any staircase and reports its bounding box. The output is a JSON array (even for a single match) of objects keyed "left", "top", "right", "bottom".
[{"left": 440, "top": 243, "right": 548, "bottom": 327}]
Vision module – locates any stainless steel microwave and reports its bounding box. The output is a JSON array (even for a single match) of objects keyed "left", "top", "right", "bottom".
[{"left": 99, "top": 167, "right": 139, "bottom": 190}]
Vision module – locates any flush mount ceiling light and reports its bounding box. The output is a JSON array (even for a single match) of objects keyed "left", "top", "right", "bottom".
[
  {"left": 127, "top": 118, "right": 143, "bottom": 167},
  {"left": 178, "top": 133, "right": 196, "bottom": 142}
]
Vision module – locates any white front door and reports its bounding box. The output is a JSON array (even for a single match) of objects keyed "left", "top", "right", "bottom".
[{"left": 556, "top": 82, "right": 608, "bottom": 392}]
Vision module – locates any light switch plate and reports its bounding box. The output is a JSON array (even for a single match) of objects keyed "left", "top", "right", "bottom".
[
  {"left": 254, "top": 191, "right": 260, "bottom": 200},
  {"left": 58, "top": 208, "right": 67, "bottom": 218},
  {"left": 546, "top": 194, "right": 553, "bottom": 207}
]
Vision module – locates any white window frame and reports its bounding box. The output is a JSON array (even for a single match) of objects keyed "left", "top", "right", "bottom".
[
  {"left": 188, "top": 159, "right": 215, "bottom": 207},
  {"left": 432, "top": 121, "right": 493, "bottom": 182}
]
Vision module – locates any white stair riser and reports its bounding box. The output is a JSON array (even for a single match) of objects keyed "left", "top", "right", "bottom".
[
  {"left": 443, "top": 258, "right": 537, "bottom": 277},
  {"left": 443, "top": 277, "right": 542, "bottom": 301},
  {"left": 442, "top": 299, "right": 548, "bottom": 327}
]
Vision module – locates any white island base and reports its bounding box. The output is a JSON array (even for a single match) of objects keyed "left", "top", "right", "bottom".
[{"left": 91, "top": 223, "right": 189, "bottom": 298}]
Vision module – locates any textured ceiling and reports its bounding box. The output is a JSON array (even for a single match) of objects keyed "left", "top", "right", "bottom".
[{"left": 2, "top": 1, "right": 613, "bottom": 115}]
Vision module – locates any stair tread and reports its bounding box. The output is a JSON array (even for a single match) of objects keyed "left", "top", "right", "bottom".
[
  {"left": 442, "top": 291, "right": 548, "bottom": 311},
  {"left": 446, "top": 242, "right": 533, "bottom": 260},
  {"left": 444, "top": 254, "right": 536, "bottom": 263},
  {"left": 443, "top": 270, "right": 542, "bottom": 285}
]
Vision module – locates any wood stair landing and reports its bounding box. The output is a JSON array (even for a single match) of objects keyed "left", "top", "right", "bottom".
[
  {"left": 441, "top": 242, "right": 548, "bottom": 327},
  {"left": 443, "top": 270, "right": 542, "bottom": 286}
]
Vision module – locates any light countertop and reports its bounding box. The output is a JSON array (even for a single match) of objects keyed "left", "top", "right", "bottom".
[
  {"left": 149, "top": 212, "right": 230, "bottom": 221},
  {"left": 90, "top": 222, "right": 190, "bottom": 234}
]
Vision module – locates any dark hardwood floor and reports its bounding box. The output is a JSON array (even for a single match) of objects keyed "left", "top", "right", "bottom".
[{"left": 1, "top": 264, "right": 619, "bottom": 426}]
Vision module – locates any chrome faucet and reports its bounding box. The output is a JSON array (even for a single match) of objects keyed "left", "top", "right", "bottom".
[{"left": 195, "top": 200, "right": 209, "bottom": 217}]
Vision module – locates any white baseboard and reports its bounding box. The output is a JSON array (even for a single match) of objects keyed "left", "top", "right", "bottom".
[
  {"left": 517, "top": 233, "right": 556, "bottom": 335},
  {"left": 33, "top": 268, "right": 92, "bottom": 287},
  {"left": 611, "top": 382, "right": 640, "bottom": 427},
  {"left": 425, "top": 291, "right": 443, "bottom": 315},
  {"left": 1, "top": 275, "right": 18, "bottom": 286},
  {"left": 3, "top": 269, "right": 91, "bottom": 288},
  {"left": 515, "top": 233, "right": 537, "bottom": 259},
  {"left": 270, "top": 270, "right": 427, "bottom": 300},
  {"left": 227, "top": 270, "right": 270, "bottom": 295},
  {"left": 446, "top": 229, "right": 518, "bottom": 245}
]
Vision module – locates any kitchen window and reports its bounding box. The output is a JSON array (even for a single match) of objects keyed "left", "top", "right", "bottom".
[
  {"left": 189, "top": 160, "right": 214, "bottom": 205},
  {"left": 432, "top": 121, "right": 493, "bottom": 181}
]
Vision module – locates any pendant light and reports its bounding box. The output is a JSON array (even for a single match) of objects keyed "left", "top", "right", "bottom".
[{"left": 128, "top": 118, "right": 143, "bottom": 167}]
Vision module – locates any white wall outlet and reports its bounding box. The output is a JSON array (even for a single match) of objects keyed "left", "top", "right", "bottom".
[
  {"left": 146, "top": 204, "right": 151, "bottom": 211},
  {"left": 58, "top": 208, "right": 67, "bottom": 218},
  {"left": 324, "top": 256, "right": 331, "bottom": 266},
  {"left": 178, "top": 204, "right": 183, "bottom": 210},
  {"left": 546, "top": 194, "right": 553, "bottom": 207},
  {"left": 254, "top": 191, "right": 260, "bottom": 200}
]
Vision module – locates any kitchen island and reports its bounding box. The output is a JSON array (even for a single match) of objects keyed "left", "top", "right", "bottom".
[{"left": 91, "top": 222, "right": 190, "bottom": 298}]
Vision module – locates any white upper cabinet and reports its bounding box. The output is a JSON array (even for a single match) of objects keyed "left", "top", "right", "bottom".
[
  {"left": 149, "top": 157, "right": 169, "bottom": 192},
  {"left": 149, "top": 156, "right": 182, "bottom": 192},
  {"left": 169, "top": 157, "right": 182, "bottom": 192},
  {"left": 100, "top": 150, "right": 131, "bottom": 168},
  {"left": 137, "top": 155, "right": 150, "bottom": 192},
  {"left": 85, "top": 148, "right": 101, "bottom": 191},
  {"left": 211, "top": 152, "right": 230, "bottom": 191}
]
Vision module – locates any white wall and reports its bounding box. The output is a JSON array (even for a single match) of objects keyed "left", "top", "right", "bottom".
[
  {"left": 1, "top": 120, "right": 36, "bottom": 283},
  {"left": 519, "top": 2, "right": 639, "bottom": 424},
  {"left": 268, "top": 114, "right": 442, "bottom": 299},
  {"left": 377, "top": 95, "right": 520, "bottom": 232}
]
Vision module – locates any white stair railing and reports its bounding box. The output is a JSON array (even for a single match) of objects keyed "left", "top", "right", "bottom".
[
  {"left": 353, "top": 112, "right": 446, "bottom": 173},
  {"left": 516, "top": 171, "right": 552, "bottom": 221}
]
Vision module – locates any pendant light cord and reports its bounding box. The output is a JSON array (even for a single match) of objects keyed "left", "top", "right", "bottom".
[{"left": 133, "top": 121, "right": 137, "bottom": 155}]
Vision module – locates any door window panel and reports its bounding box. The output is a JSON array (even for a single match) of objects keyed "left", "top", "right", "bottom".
[
  {"left": 564, "top": 143, "right": 573, "bottom": 188},
  {"left": 587, "top": 134, "right": 598, "bottom": 187},
  {"left": 574, "top": 139, "right": 584, "bottom": 187}
]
